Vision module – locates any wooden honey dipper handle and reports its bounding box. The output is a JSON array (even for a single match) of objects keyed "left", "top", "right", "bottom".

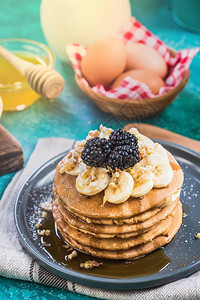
[{"left": 0, "top": 45, "right": 65, "bottom": 99}]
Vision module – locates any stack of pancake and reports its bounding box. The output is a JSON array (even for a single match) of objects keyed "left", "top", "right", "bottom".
[{"left": 52, "top": 152, "right": 184, "bottom": 260}]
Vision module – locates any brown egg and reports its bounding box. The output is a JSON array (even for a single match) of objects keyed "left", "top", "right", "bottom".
[
  {"left": 112, "top": 69, "right": 165, "bottom": 95},
  {"left": 126, "top": 42, "right": 168, "bottom": 79},
  {"left": 81, "top": 37, "right": 127, "bottom": 87}
]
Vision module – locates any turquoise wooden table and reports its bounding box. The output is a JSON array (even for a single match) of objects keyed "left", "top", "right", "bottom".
[{"left": 0, "top": 0, "right": 200, "bottom": 299}]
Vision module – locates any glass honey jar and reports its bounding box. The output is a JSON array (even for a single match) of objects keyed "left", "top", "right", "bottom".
[{"left": 0, "top": 39, "right": 55, "bottom": 111}]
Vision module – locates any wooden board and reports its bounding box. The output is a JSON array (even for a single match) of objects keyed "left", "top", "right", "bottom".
[
  {"left": 0, "top": 125, "right": 24, "bottom": 176},
  {"left": 123, "top": 123, "right": 200, "bottom": 153}
]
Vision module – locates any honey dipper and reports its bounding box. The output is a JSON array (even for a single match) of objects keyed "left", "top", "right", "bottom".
[{"left": 0, "top": 45, "right": 65, "bottom": 99}]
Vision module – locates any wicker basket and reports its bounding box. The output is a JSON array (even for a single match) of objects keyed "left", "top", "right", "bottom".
[{"left": 75, "top": 50, "right": 190, "bottom": 119}]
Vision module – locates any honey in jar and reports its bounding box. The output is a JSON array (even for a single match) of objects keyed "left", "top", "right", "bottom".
[{"left": 0, "top": 54, "right": 48, "bottom": 111}]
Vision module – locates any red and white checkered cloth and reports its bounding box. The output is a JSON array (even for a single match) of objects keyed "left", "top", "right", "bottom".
[{"left": 66, "top": 17, "right": 199, "bottom": 100}]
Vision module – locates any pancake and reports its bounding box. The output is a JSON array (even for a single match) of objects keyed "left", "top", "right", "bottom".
[
  {"left": 55, "top": 202, "right": 182, "bottom": 260},
  {"left": 52, "top": 126, "right": 185, "bottom": 260},
  {"left": 54, "top": 196, "right": 154, "bottom": 239},
  {"left": 58, "top": 188, "right": 180, "bottom": 226},
  {"left": 54, "top": 189, "right": 180, "bottom": 236},
  {"left": 53, "top": 197, "right": 179, "bottom": 251},
  {"left": 64, "top": 205, "right": 162, "bottom": 225},
  {"left": 54, "top": 152, "right": 183, "bottom": 220}
]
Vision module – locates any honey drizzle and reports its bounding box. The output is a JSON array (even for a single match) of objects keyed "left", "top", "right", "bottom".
[{"left": 38, "top": 212, "right": 171, "bottom": 279}]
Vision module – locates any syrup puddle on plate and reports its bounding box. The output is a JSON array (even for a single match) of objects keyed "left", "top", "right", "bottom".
[{"left": 38, "top": 212, "right": 171, "bottom": 279}]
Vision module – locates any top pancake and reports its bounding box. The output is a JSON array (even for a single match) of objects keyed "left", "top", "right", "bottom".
[{"left": 54, "top": 152, "right": 183, "bottom": 219}]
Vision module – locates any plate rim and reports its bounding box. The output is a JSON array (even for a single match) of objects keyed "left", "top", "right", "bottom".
[{"left": 14, "top": 140, "right": 200, "bottom": 290}]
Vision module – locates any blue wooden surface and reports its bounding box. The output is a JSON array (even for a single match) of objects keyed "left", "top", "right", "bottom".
[{"left": 0, "top": 0, "right": 199, "bottom": 299}]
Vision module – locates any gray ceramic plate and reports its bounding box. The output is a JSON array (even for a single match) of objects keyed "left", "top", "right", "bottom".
[{"left": 15, "top": 140, "right": 200, "bottom": 290}]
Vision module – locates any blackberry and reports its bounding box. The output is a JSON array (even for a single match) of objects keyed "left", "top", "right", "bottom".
[
  {"left": 108, "top": 144, "right": 140, "bottom": 171},
  {"left": 81, "top": 137, "right": 110, "bottom": 168},
  {"left": 81, "top": 129, "right": 140, "bottom": 170},
  {"left": 108, "top": 129, "right": 138, "bottom": 148}
]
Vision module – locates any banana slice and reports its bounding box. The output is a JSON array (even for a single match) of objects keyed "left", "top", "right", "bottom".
[
  {"left": 76, "top": 166, "right": 109, "bottom": 196},
  {"left": 59, "top": 150, "right": 81, "bottom": 176},
  {"left": 153, "top": 143, "right": 169, "bottom": 163},
  {"left": 104, "top": 171, "right": 133, "bottom": 204},
  {"left": 129, "top": 147, "right": 173, "bottom": 196},
  {"left": 129, "top": 127, "right": 155, "bottom": 157},
  {"left": 129, "top": 127, "right": 154, "bottom": 147},
  {"left": 99, "top": 124, "right": 113, "bottom": 139},
  {"left": 129, "top": 164, "right": 154, "bottom": 197},
  {"left": 148, "top": 153, "right": 173, "bottom": 188}
]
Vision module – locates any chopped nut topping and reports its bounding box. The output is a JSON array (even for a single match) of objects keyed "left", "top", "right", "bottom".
[
  {"left": 59, "top": 150, "right": 80, "bottom": 174},
  {"left": 36, "top": 222, "right": 42, "bottom": 230},
  {"left": 85, "top": 167, "right": 97, "bottom": 184},
  {"left": 124, "top": 260, "right": 131, "bottom": 265},
  {"left": 99, "top": 125, "right": 113, "bottom": 139},
  {"left": 195, "top": 233, "right": 200, "bottom": 239},
  {"left": 62, "top": 244, "right": 73, "bottom": 251},
  {"left": 80, "top": 260, "right": 103, "bottom": 269},
  {"left": 109, "top": 171, "right": 120, "bottom": 189},
  {"left": 40, "top": 201, "right": 52, "bottom": 212},
  {"left": 62, "top": 244, "right": 71, "bottom": 249},
  {"left": 68, "top": 250, "right": 78, "bottom": 260},
  {"left": 36, "top": 218, "right": 44, "bottom": 229},
  {"left": 37, "top": 229, "right": 51, "bottom": 236},
  {"left": 45, "top": 230, "right": 51, "bottom": 236},
  {"left": 86, "top": 130, "right": 99, "bottom": 140},
  {"left": 75, "top": 140, "right": 86, "bottom": 153},
  {"left": 41, "top": 211, "right": 47, "bottom": 218}
]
